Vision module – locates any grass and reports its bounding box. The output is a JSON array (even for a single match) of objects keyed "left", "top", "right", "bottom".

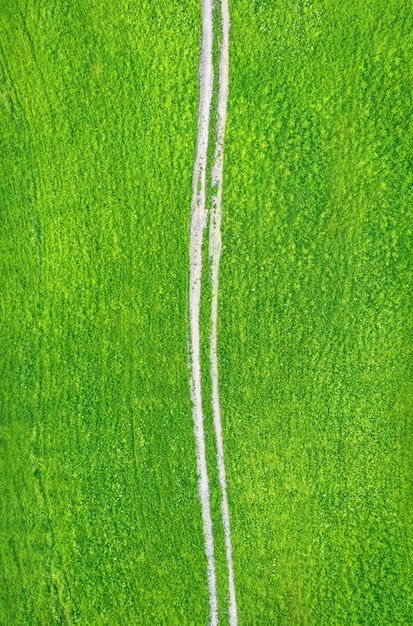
[
  {"left": 220, "top": 0, "right": 413, "bottom": 623},
  {"left": 1, "top": 0, "right": 412, "bottom": 624},
  {"left": 0, "top": 1, "right": 209, "bottom": 624}
]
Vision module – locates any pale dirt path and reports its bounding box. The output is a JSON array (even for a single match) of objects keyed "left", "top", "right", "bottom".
[
  {"left": 188, "top": 0, "right": 218, "bottom": 624},
  {"left": 208, "top": 1, "right": 238, "bottom": 624}
]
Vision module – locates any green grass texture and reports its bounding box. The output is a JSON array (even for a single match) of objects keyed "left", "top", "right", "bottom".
[
  {"left": 1, "top": 0, "right": 413, "bottom": 624},
  {"left": 220, "top": 0, "right": 413, "bottom": 623},
  {"left": 0, "top": 1, "right": 208, "bottom": 623}
]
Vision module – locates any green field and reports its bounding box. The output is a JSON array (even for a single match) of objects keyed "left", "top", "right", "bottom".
[{"left": 1, "top": 1, "right": 412, "bottom": 624}]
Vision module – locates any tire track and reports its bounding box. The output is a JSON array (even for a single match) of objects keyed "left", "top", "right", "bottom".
[
  {"left": 209, "top": 2, "right": 238, "bottom": 623},
  {"left": 189, "top": 1, "right": 237, "bottom": 623},
  {"left": 188, "top": 0, "right": 218, "bottom": 624}
]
